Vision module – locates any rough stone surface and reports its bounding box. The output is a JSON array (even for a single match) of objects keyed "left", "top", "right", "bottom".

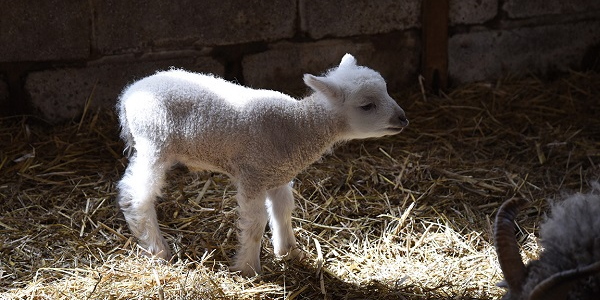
[
  {"left": 93, "top": 0, "right": 296, "bottom": 54},
  {"left": 1, "top": 0, "right": 598, "bottom": 119},
  {"left": 450, "top": 0, "right": 498, "bottom": 25},
  {"left": 503, "top": 0, "right": 600, "bottom": 19},
  {"left": 300, "top": 0, "right": 420, "bottom": 39},
  {"left": 243, "top": 31, "right": 420, "bottom": 94},
  {"left": 449, "top": 20, "right": 600, "bottom": 83},
  {"left": 26, "top": 56, "right": 223, "bottom": 123},
  {"left": 0, "top": 1, "right": 90, "bottom": 61},
  {"left": 0, "top": 77, "right": 9, "bottom": 114}
]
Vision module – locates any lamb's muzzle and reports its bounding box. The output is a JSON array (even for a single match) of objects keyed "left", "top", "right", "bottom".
[{"left": 390, "top": 112, "right": 409, "bottom": 130}]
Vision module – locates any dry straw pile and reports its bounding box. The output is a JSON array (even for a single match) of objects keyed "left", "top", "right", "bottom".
[{"left": 1, "top": 71, "right": 599, "bottom": 299}]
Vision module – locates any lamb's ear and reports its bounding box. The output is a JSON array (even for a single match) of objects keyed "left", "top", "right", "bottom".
[
  {"left": 339, "top": 53, "right": 357, "bottom": 68},
  {"left": 303, "top": 74, "right": 342, "bottom": 100}
]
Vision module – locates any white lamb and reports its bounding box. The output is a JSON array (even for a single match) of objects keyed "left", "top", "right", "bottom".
[{"left": 116, "top": 54, "right": 408, "bottom": 276}]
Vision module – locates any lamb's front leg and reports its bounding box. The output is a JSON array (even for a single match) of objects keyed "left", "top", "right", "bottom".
[
  {"left": 231, "top": 188, "right": 268, "bottom": 276},
  {"left": 266, "top": 183, "right": 303, "bottom": 260}
]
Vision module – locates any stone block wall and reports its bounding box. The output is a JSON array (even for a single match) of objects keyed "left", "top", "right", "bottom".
[{"left": 0, "top": 0, "right": 598, "bottom": 123}]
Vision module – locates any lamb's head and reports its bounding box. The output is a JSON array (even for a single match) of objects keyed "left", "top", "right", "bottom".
[
  {"left": 494, "top": 197, "right": 600, "bottom": 300},
  {"left": 304, "top": 53, "right": 408, "bottom": 140}
]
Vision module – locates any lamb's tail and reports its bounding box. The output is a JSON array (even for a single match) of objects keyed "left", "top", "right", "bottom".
[{"left": 116, "top": 95, "right": 135, "bottom": 157}]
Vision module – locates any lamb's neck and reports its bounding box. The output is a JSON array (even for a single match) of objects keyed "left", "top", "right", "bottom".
[
  {"left": 260, "top": 94, "right": 347, "bottom": 174},
  {"left": 292, "top": 94, "right": 345, "bottom": 146},
  {"left": 234, "top": 94, "right": 347, "bottom": 186}
]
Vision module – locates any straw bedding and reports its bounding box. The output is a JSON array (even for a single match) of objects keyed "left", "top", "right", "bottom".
[{"left": 1, "top": 71, "right": 599, "bottom": 299}]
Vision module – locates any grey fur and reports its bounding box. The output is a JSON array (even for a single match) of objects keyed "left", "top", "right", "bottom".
[{"left": 497, "top": 182, "right": 600, "bottom": 299}]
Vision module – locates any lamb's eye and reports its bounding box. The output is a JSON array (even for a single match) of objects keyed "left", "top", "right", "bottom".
[{"left": 360, "top": 103, "right": 376, "bottom": 111}]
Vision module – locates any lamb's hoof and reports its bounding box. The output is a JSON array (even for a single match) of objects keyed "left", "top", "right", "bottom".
[
  {"left": 277, "top": 247, "right": 305, "bottom": 262},
  {"left": 229, "top": 265, "right": 262, "bottom": 277},
  {"left": 230, "top": 263, "right": 262, "bottom": 277},
  {"left": 139, "top": 244, "right": 172, "bottom": 263}
]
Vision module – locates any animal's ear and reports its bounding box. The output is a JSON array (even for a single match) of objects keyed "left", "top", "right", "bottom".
[
  {"left": 303, "top": 74, "right": 342, "bottom": 100},
  {"left": 339, "top": 53, "right": 357, "bottom": 68}
]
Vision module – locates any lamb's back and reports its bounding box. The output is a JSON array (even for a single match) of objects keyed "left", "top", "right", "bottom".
[
  {"left": 121, "top": 69, "right": 297, "bottom": 135},
  {"left": 119, "top": 69, "right": 322, "bottom": 183}
]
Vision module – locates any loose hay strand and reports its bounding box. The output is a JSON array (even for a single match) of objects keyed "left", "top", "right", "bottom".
[{"left": 1, "top": 71, "right": 599, "bottom": 299}]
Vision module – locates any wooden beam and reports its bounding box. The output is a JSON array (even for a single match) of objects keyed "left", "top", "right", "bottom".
[{"left": 422, "top": 0, "right": 449, "bottom": 93}]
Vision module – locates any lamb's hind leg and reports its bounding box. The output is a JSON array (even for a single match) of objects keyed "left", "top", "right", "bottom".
[
  {"left": 266, "top": 183, "right": 303, "bottom": 260},
  {"left": 231, "top": 187, "right": 268, "bottom": 276},
  {"left": 117, "top": 153, "right": 171, "bottom": 260}
]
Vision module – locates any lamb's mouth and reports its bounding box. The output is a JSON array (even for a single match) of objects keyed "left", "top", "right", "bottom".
[{"left": 386, "top": 127, "right": 404, "bottom": 133}]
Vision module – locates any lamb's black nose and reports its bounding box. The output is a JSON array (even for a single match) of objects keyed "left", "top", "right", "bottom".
[{"left": 399, "top": 115, "right": 409, "bottom": 127}]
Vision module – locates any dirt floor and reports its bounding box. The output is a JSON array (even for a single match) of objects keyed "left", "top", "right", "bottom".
[{"left": 1, "top": 71, "right": 599, "bottom": 299}]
